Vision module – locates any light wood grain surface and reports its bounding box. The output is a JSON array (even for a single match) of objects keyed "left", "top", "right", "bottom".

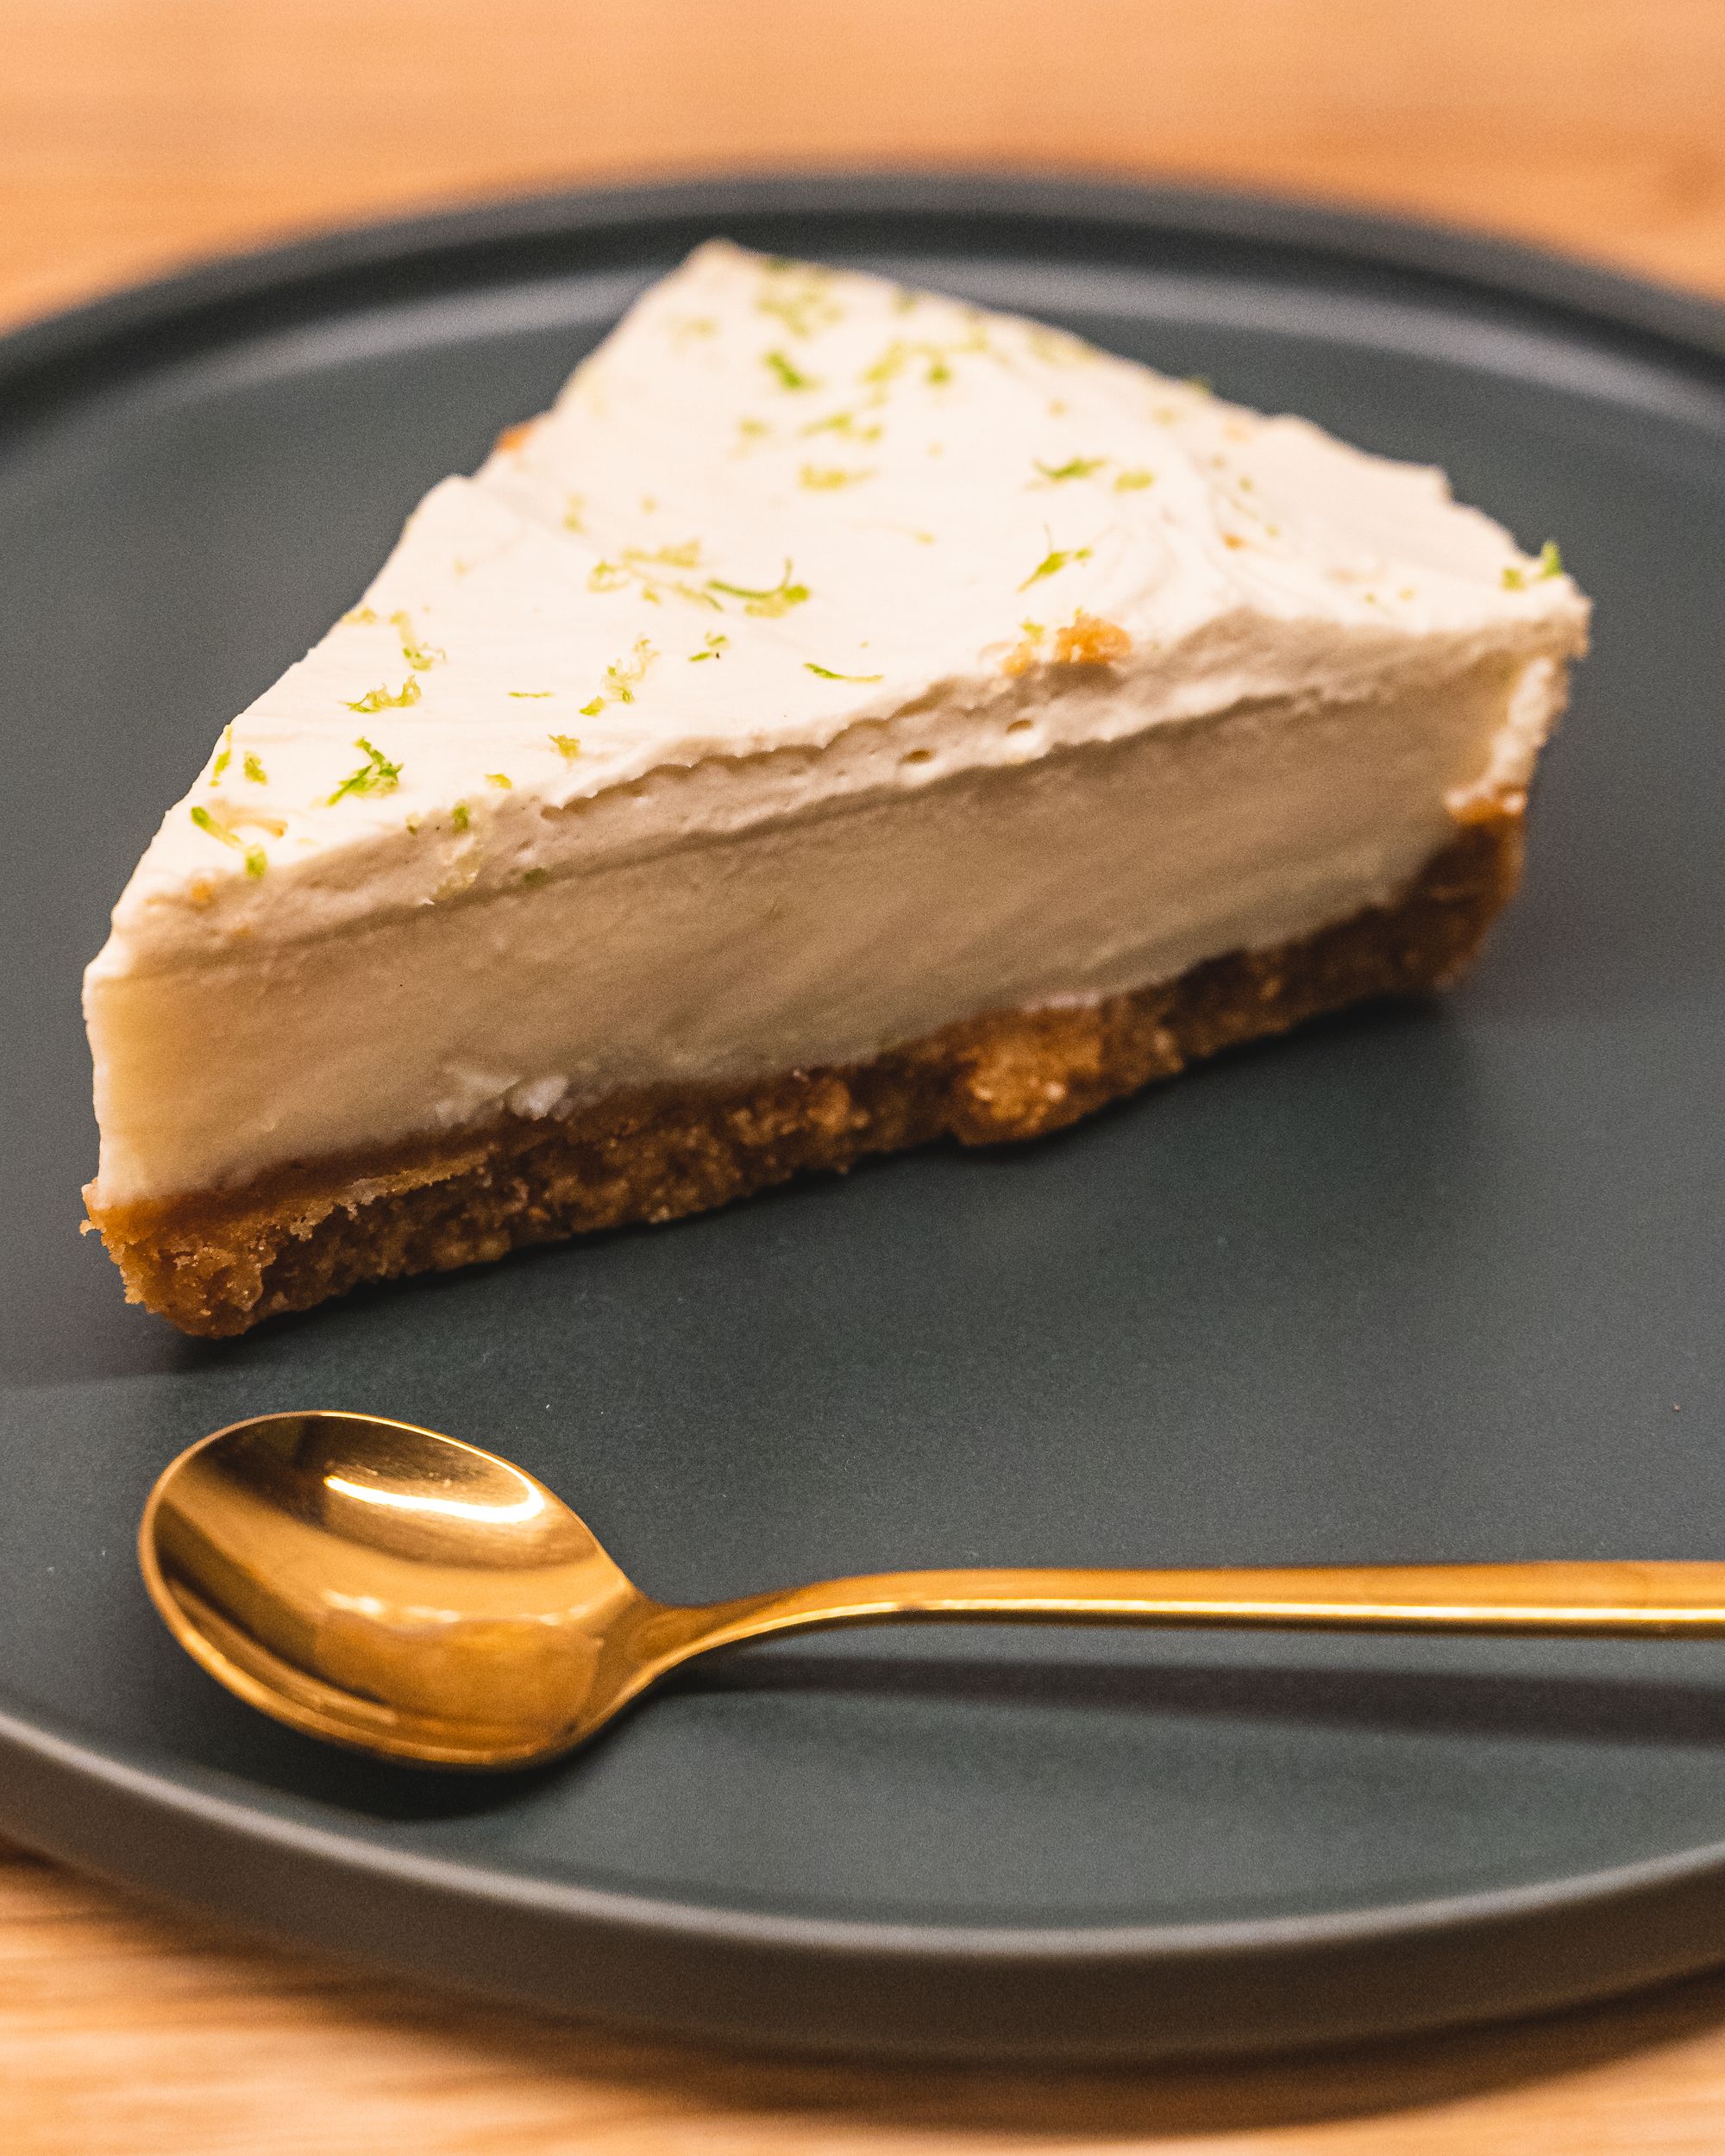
[{"left": 6, "top": 3, "right": 1725, "bottom": 2149}]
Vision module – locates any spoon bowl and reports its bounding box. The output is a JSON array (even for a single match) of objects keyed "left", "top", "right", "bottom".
[
  {"left": 141, "top": 1413, "right": 697, "bottom": 1765},
  {"left": 142, "top": 1412, "right": 1725, "bottom": 1770}
]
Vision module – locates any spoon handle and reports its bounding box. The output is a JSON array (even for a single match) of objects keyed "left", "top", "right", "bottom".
[{"left": 693, "top": 1561, "right": 1725, "bottom": 1651}]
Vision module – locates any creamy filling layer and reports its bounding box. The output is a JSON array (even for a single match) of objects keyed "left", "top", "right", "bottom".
[{"left": 86, "top": 656, "right": 1552, "bottom": 1208}]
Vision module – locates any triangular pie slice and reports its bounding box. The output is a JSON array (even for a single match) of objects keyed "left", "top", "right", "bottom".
[{"left": 83, "top": 241, "right": 1589, "bottom": 1334}]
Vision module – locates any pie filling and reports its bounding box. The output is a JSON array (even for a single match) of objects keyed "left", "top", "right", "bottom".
[{"left": 85, "top": 653, "right": 1553, "bottom": 1211}]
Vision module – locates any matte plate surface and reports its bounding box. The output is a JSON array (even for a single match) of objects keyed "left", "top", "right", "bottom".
[{"left": 0, "top": 175, "right": 1721, "bottom": 2062}]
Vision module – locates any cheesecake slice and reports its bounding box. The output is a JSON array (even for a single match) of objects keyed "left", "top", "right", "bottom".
[{"left": 83, "top": 241, "right": 1590, "bottom": 1336}]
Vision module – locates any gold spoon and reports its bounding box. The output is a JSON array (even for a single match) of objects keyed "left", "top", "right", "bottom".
[{"left": 140, "top": 1411, "right": 1725, "bottom": 1771}]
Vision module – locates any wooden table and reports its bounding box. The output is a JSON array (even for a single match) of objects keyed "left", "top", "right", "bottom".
[{"left": 5, "top": 3, "right": 1724, "bottom": 2147}]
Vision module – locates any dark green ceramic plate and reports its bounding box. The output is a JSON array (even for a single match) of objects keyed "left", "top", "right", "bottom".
[{"left": 1, "top": 175, "right": 1721, "bottom": 2062}]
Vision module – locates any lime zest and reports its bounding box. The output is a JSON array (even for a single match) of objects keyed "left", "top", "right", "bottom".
[
  {"left": 800, "top": 464, "right": 875, "bottom": 491},
  {"left": 578, "top": 636, "right": 658, "bottom": 719},
  {"left": 1019, "top": 542, "right": 1094, "bottom": 592},
  {"left": 191, "top": 802, "right": 268, "bottom": 878},
  {"left": 345, "top": 677, "right": 421, "bottom": 714},
  {"left": 326, "top": 736, "right": 402, "bottom": 805},
  {"left": 242, "top": 751, "right": 267, "bottom": 783},
  {"left": 764, "top": 349, "right": 819, "bottom": 392},
  {"left": 549, "top": 733, "right": 581, "bottom": 759},
  {"left": 603, "top": 638, "right": 656, "bottom": 704},
  {"left": 862, "top": 335, "right": 974, "bottom": 389},
  {"left": 801, "top": 408, "right": 882, "bottom": 442},
  {"left": 391, "top": 611, "right": 444, "bottom": 670},
  {"left": 806, "top": 663, "right": 883, "bottom": 683},
  {"left": 629, "top": 539, "right": 702, "bottom": 570},
  {"left": 706, "top": 562, "right": 809, "bottom": 617},
  {"left": 589, "top": 544, "right": 718, "bottom": 611},
  {"left": 1034, "top": 456, "right": 1106, "bottom": 484},
  {"left": 757, "top": 283, "right": 841, "bottom": 339}
]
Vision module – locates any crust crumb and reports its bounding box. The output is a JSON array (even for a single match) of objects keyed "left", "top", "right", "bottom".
[
  {"left": 1000, "top": 636, "right": 1040, "bottom": 677},
  {"left": 1051, "top": 612, "right": 1132, "bottom": 665}
]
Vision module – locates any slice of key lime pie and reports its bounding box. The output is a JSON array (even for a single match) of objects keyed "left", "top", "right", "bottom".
[{"left": 83, "top": 241, "right": 1590, "bottom": 1334}]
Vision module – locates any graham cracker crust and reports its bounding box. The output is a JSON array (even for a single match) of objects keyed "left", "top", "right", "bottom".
[{"left": 85, "top": 810, "right": 1521, "bottom": 1338}]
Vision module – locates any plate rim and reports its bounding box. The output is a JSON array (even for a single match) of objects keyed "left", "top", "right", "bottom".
[
  {"left": 5, "top": 164, "right": 1725, "bottom": 431},
  {"left": 14, "top": 1684, "right": 1725, "bottom": 1958},
  {"left": 8, "top": 166, "right": 1725, "bottom": 2059}
]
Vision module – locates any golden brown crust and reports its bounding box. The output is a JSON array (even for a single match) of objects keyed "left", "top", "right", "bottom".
[{"left": 85, "top": 812, "right": 1522, "bottom": 1338}]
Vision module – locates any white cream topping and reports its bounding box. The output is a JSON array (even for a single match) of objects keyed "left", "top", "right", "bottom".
[{"left": 85, "top": 242, "right": 1589, "bottom": 1205}]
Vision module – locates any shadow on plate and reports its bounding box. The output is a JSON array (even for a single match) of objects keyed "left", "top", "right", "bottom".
[{"left": 682, "top": 1640, "right": 1725, "bottom": 1752}]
